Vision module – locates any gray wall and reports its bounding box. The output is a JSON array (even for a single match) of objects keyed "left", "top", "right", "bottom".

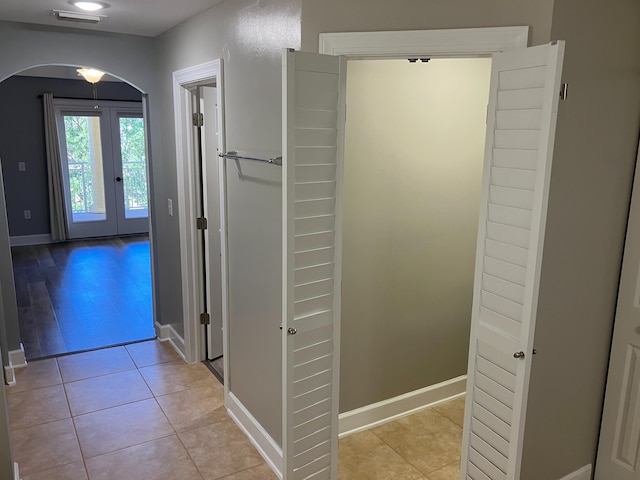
[
  {"left": 340, "top": 58, "right": 490, "bottom": 411},
  {"left": 0, "top": 76, "right": 141, "bottom": 237},
  {"left": 521, "top": 0, "right": 640, "bottom": 478},
  {"left": 154, "top": 0, "right": 301, "bottom": 446},
  {"left": 0, "top": 332, "right": 14, "bottom": 478},
  {"left": 301, "top": 0, "right": 555, "bottom": 51},
  {"left": 0, "top": 167, "right": 16, "bottom": 366}
]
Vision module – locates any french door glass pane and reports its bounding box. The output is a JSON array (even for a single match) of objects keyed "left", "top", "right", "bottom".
[
  {"left": 63, "top": 115, "right": 107, "bottom": 223},
  {"left": 119, "top": 117, "right": 149, "bottom": 219}
]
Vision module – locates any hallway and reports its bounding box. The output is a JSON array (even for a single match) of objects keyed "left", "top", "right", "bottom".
[
  {"left": 6, "top": 337, "right": 463, "bottom": 479},
  {"left": 11, "top": 236, "right": 155, "bottom": 359},
  {"left": 6, "top": 340, "right": 275, "bottom": 479}
]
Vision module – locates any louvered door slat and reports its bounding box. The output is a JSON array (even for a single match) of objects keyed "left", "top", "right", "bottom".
[
  {"left": 461, "top": 42, "right": 565, "bottom": 479},
  {"left": 484, "top": 257, "right": 527, "bottom": 286},
  {"left": 489, "top": 186, "right": 534, "bottom": 210},
  {"left": 474, "top": 402, "right": 511, "bottom": 440},
  {"left": 469, "top": 462, "right": 493, "bottom": 480},
  {"left": 486, "top": 222, "right": 530, "bottom": 249},
  {"left": 471, "top": 431, "right": 508, "bottom": 473},
  {"left": 284, "top": 49, "right": 346, "bottom": 480}
]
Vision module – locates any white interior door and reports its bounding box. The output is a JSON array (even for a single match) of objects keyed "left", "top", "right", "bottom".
[
  {"left": 201, "top": 85, "right": 224, "bottom": 361},
  {"left": 55, "top": 100, "right": 149, "bottom": 239},
  {"left": 460, "top": 41, "right": 565, "bottom": 480},
  {"left": 282, "top": 49, "right": 346, "bottom": 480},
  {"left": 595, "top": 141, "right": 640, "bottom": 480}
]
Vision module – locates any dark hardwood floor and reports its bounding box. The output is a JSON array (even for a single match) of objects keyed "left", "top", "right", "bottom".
[{"left": 11, "top": 235, "right": 155, "bottom": 360}]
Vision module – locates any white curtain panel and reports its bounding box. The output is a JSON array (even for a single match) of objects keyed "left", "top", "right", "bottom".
[{"left": 43, "top": 93, "right": 68, "bottom": 241}]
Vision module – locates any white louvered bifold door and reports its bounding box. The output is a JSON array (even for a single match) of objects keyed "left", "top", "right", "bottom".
[
  {"left": 460, "top": 41, "right": 565, "bottom": 480},
  {"left": 282, "top": 49, "right": 346, "bottom": 480}
]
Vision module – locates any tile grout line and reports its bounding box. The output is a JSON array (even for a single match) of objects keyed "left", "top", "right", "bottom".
[
  {"left": 134, "top": 350, "right": 226, "bottom": 480},
  {"left": 364, "top": 428, "right": 425, "bottom": 480},
  {"left": 76, "top": 346, "right": 180, "bottom": 477},
  {"left": 10, "top": 358, "right": 85, "bottom": 478},
  {"left": 174, "top": 426, "right": 207, "bottom": 480},
  {"left": 11, "top": 342, "right": 224, "bottom": 479},
  {"left": 58, "top": 356, "right": 92, "bottom": 479},
  {"left": 369, "top": 405, "right": 463, "bottom": 478}
]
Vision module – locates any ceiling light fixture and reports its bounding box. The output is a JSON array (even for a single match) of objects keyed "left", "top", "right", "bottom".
[
  {"left": 77, "top": 68, "right": 105, "bottom": 109},
  {"left": 77, "top": 68, "right": 105, "bottom": 84},
  {"left": 70, "top": 1, "right": 108, "bottom": 12}
]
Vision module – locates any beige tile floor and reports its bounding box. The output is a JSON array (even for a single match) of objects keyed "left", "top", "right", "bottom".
[
  {"left": 7, "top": 338, "right": 465, "bottom": 480},
  {"left": 337, "top": 397, "right": 465, "bottom": 480},
  {"left": 6, "top": 340, "right": 277, "bottom": 480}
]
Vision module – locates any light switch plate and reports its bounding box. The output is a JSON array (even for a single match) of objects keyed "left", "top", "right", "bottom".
[{"left": 18, "top": 162, "right": 25, "bottom": 171}]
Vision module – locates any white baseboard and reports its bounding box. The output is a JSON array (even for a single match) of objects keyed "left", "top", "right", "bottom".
[
  {"left": 10, "top": 234, "right": 53, "bottom": 247},
  {"left": 4, "top": 366, "right": 15, "bottom": 386},
  {"left": 14, "top": 462, "right": 19, "bottom": 480},
  {"left": 558, "top": 464, "right": 592, "bottom": 480},
  {"left": 339, "top": 375, "right": 467, "bottom": 438},
  {"left": 9, "top": 345, "right": 27, "bottom": 370},
  {"left": 226, "top": 391, "right": 283, "bottom": 479},
  {"left": 4, "top": 344, "right": 27, "bottom": 386},
  {"left": 155, "top": 322, "right": 186, "bottom": 361}
]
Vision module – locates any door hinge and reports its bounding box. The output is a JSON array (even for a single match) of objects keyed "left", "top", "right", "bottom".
[
  {"left": 196, "top": 217, "right": 208, "bottom": 230},
  {"left": 200, "top": 312, "right": 210, "bottom": 325},
  {"left": 560, "top": 83, "right": 568, "bottom": 101},
  {"left": 192, "top": 112, "right": 204, "bottom": 127}
]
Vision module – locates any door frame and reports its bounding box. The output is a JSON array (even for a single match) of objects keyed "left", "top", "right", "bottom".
[
  {"left": 319, "top": 26, "right": 529, "bottom": 437},
  {"left": 172, "top": 60, "right": 228, "bottom": 383},
  {"left": 53, "top": 99, "right": 149, "bottom": 238}
]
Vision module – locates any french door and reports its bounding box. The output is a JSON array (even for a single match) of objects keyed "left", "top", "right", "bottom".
[{"left": 55, "top": 99, "right": 149, "bottom": 239}]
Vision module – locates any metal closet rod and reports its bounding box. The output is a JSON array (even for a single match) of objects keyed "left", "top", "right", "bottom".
[{"left": 219, "top": 151, "right": 283, "bottom": 166}]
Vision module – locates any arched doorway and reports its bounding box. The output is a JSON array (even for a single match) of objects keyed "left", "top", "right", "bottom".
[{"left": 0, "top": 64, "right": 157, "bottom": 360}]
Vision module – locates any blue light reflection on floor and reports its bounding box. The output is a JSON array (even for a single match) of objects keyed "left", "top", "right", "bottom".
[{"left": 12, "top": 236, "right": 155, "bottom": 360}]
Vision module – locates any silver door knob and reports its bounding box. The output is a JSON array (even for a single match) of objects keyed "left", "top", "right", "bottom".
[
  {"left": 287, "top": 327, "right": 297, "bottom": 335},
  {"left": 513, "top": 351, "right": 525, "bottom": 359}
]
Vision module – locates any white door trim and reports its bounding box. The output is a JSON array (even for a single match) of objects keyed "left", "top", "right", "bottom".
[
  {"left": 173, "top": 60, "right": 228, "bottom": 377},
  {"left": 320, "top": 26, "right": 529, "bottom": 57},
  {"left": 318, "top": 25, "right": 530, "bottom": 480}
]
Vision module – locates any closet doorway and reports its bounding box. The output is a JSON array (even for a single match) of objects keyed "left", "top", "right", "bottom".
[
  {"left": 338, "top": 57, "right": 491, "bottom": 477},
  {"left": 339, "top": 57, "right": 491, "bottom": 414}
]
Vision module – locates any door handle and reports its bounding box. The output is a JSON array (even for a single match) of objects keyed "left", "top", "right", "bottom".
[
  {"left": 513, "top": 351, "right": 525, "bottom": 359},
  {"left": 115, "top": 176, "right": 122, "bottom": 182},
  {"left": 279, "top": 325, "right": 297, "bottom": 335}
]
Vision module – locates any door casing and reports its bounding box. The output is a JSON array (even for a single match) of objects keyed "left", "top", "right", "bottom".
[
  {"left": 172, "top": 61, "right": 228, "bottom": 386},
  {"left": 54, "top": 99, "right": 149, "bottom": 238},
  {"left": 246, "top": 25, "right": 532, "bottom": 480},
  {"left": 319, "top": 26, "right": 528, "bottom": 430}
]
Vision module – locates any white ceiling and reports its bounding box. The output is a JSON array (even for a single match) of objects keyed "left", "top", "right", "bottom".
[{"left": 0, "top": 0, "right": 224, "bottom": 37}]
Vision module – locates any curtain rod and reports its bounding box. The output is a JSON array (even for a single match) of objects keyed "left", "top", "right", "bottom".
[
  {"left": 219, "top": 151, "right": 283, "bottom": 167},
  {"left": 37, "top": 95, "right": 141, "bottom": 102}
]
